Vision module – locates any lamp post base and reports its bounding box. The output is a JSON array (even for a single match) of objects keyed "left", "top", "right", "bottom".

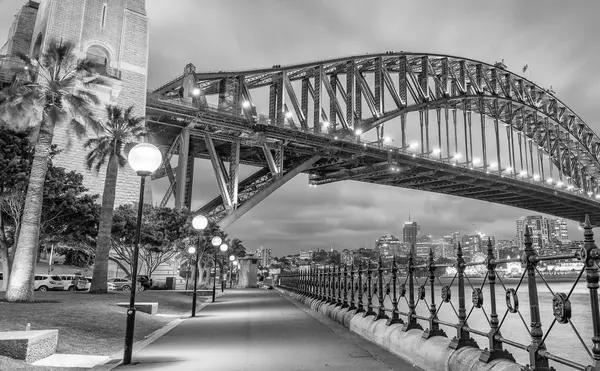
[
  {"left": 123, "top": 307, "right": 137, "bottom": 365},
  {"left": 191, "top": 291, "right": 198, "bottom": 317}
]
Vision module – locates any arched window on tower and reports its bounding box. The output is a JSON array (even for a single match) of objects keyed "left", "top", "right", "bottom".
[
  {"left": 32, "top": 33, "right": 43, "bottom": 60},
  {"left": 86, "top": 45, "right": 110, "bottom": 75}
]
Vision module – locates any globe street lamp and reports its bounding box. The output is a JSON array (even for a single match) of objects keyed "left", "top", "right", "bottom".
[
  {"left": 229, "top": 254, "right": 235, "bottom": 289},
  {"left": 210, "top": 236, "right": 222, "bottom": 302},
  {"left": 219, "top": 243, "right": 228, "bottom": 292},
  {"left": 123, "top": 143, "right": 162, "bottom": 366},
  {"left": 191, "top": 214, "right": 208, "bottom": 317}
]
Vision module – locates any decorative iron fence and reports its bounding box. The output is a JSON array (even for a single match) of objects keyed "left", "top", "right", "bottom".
[{"left": 278, "top": 216, "right": 600, "bottom": 371}]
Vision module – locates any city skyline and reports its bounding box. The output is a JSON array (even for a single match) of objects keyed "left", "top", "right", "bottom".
[{"left": 1, "top": 0, "right": 598, "bottom": 256}]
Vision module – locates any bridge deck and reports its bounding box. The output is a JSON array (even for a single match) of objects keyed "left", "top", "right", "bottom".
[{"left": 115, "top": 289, "right": 413, "bottom": 371}]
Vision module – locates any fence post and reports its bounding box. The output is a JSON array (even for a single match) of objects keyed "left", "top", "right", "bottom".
[
  {"left": 480, "top": 238, "right": 514, "bottom": 362},
  {"left": 342, "top": 264, "right": 349, "bottom": 308},
  {"left": 402, "top": 249, "right": 422, "bottom": 331},
  {"left": 423, "top": 248, "right": 446, "bottom": 338},
  {"left": 349, "top": 262, "right": 357, "bottom": 310},
  {"left": 387, "top": 255, "right": 403, "bottom": 326},
  {"left": 328, "top": 266, "right": 333, "bottom": 303},
  {"left": 523, "top": 226, "right": 551, "bottom": 370},
  {"left": 336, "top": 264, "right": 343, "bottom": 306},
  {"left": 583, "top": 215, "right": 600, "bottom": 369},
  {"left": 364, "top": 260, "right": 377, "bottom": 317},
  {"left": 449, "top": 243, "right": 478, "bottom": 349},
  {"left": 375, "top": 254, "right": 389, "bottom": 321},
  {"left": 332, "top": 265, "right": 338, "bottom": 305},
  {"left": 356, "top": 260, "right": 365, "bottom": 313}
]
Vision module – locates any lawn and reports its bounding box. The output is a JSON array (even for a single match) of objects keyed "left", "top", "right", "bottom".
[{"left": 0, "top": 290, "right": 209, "bottom": 370}]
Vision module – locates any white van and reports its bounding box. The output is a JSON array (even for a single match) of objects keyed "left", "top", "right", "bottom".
[{"left": 34, "top": 275, "right": 64, "bottom": 291}]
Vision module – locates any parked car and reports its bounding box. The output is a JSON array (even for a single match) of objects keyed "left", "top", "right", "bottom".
[
  {"left": 108, "top": 277, "right": 133, "bottom": 291},
  {"left": 34, "top": 275, "right": 64, "bottom": 291},
  {"left": 85, "top": 277, "right": 117, "bottom": 291},
  {"left": 59, "top": 275, "right": 88, "bottom": 291}
]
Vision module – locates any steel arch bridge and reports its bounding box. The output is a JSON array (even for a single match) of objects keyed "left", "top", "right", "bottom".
[{"left": 146, "top": 52, "right": 600, "bottom": 228}]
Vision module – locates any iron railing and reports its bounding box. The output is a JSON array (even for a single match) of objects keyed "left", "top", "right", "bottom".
[{"left": 278, "top": 216, "right": 600, "bottom": 371}]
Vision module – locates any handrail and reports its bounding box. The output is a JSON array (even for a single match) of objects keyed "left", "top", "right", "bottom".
[{"left": 278, "top": 215, "right": 600, "bottom": 371}]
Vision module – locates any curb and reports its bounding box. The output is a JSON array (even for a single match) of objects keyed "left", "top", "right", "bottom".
[{"left": 90, "top": 291, "right": 226, "bottom": 371}]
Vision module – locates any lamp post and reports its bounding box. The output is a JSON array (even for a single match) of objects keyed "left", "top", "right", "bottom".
[
  {"left": 191, "top": 215, "right": 208, "bottom": 317},
  {"left": 229, "top": 254, "right": 235, "bottom": 289},
  {"left": 233, "top": 260, "right": 239, "bottom": 286},
  {"left": 123, "top": 143, "right": 162, "bottom": 366},
  {"left": 219, "top": 243, "right": 228, "bottom": 292},
  {"left": 210, "top": 236, "right": 222, "bottom": 302}
]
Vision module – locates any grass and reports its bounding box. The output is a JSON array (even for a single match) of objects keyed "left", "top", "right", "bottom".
[{"left": 0, "top": 290, "right": 210, "bottom": 371}]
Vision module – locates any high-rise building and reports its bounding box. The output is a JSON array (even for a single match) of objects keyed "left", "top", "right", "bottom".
[
  {"left": 1, "top": 0, "right": 150, "bottom": 205},
  {"left": 375, "top": 235, "right": 402, "bottom": 256},
  {"left": 516, "top": 216, "right": 569, "bottom": 249},
  {"left": 403, "top": 221, "right": 418, "bottom": 252},
  {"left": 255, "top": 246, "right": 272, "bottom": 268}
]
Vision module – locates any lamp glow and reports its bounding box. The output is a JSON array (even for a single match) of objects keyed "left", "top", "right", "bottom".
[
  {"left": 220, "top": 243, "right": 228, "bottom": 252},
  {"left": 596, "top": 194, "right": 600, "bottom": 199},
  {"left": 472, "top": 157, "right": 481, "bottom": 165},
  {"left": 242, "top": 101, "right": 251, "bottom": 108},
  {"left": 546, "top": 178, "right": 553, "bottom": 184},
  {"left": 383, "top": 136, "right": 392, "bottom": 144},
  {"left": 128, "top": 143, "right": 162, "bottom": 176},
  {"left": 229, "top": 255, "right": 235, "bottom": 261},
  {"left": 192, "top": 215, "right": 208, "bottom": 230},
  {"left": 188, "top": 246, "right": 196, "bottom": 254},
  {"left": 556, "top": 181, "right": 563, "bottom": 187},
  {"left": 285, "top": 111, "right": 293, "bottom": 119},
  {"left": 489, "top": 162, "right": 498, "bottom": 170},
  {"left": 453, "top": 152, "right": 462, "bottom": 160},
  {"left": 355, "top": 128, "right": 363, "bottom": 135},
  {"left": 588, "top": 191, "right": 593, "bottom": 197},
  {"left": 322, "top": 121, "right": 330, "bottom": 128},
  {"left": 409, "top": 141, "right": 419, "bottom": 150},
  {"left": 505, "top": 167, "right": 513, "bottom": 173},
  {"left": 211, "top": 236, "right": 222, "bottom": 247},
  {"left": 519, "top": 170, "right": 527, "bottom": 177},
  {"left": 192, "top": 88, "right": 201, "bottom": 96},
  {"left": 233, "top": 261, "right": 238, "bottom": 266},
  {"left": 533, "top": 174, "right": 540, "bottom": 181},
  {"left": 432, "top": 148, "right": 441, "bottom": 155}
]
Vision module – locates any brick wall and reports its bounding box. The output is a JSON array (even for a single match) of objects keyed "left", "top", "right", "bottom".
[{"left": 0, "top": 2, "right": 38, "bottom": 55}]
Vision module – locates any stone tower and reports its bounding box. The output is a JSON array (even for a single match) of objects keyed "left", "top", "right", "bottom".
[{"left": 27, "top": 0, "right": 151, "bottom": 205}]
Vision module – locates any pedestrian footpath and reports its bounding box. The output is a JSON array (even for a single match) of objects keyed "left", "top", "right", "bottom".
[{"left": 114, "top": 288, "right": 416, "bottom": 371}]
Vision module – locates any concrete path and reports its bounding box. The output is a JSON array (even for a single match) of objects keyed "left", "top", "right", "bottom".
[{"left": 115, "top": 289, "right": 416, "bottom": 371}]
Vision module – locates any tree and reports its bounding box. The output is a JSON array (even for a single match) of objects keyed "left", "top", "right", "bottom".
[
  {"left": 110, "top": 204, "right": 193, "bottom": 279},
  {"left": 0, "top": 40, "right": 103, "bottom": 302},
  {"left": 0, "top": 129, "right": 99, "bottom": 290},
  {"left": 85, "top": 105, "right": 145, "bottom": 293},
  {"left": 229, "top": 238, "right": 246, "bottom": 258}
]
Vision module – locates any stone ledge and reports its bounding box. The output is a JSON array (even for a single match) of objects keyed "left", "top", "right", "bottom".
[
  {"left": 0, "top": 330, "right": 58, "bottom": 363},
  {"left": 277, "top": 288, "right": 521, "bottom": 371},
  {"left": 116, "top": 302, "right": 158, "bottom": 315}
]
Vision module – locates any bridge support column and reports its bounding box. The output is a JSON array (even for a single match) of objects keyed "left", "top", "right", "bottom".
[
  {"left": 174, "top": 128, "right": 192, "bottom": 210},
  {"left": 238, "top": 256, "right": 259, "bottom": 288}
]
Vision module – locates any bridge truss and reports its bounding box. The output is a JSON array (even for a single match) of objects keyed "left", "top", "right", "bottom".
[{"left": 146, "top": 53, "right": 600, "bottom": 227}]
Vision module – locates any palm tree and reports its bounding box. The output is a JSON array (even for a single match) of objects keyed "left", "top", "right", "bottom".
[
  {"left": 0, "top": 39, "right": 102, "bottom": 302},
  {"left": 85, "top": 105, "right": 145, "bottom": 293},
  {"left": 230, "top": 238, "right": 246, "bottom": 257}
]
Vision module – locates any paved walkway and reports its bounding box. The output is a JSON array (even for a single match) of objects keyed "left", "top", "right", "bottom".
[{"left": 115, "top": 289, "right": 415, "bottom": 371}]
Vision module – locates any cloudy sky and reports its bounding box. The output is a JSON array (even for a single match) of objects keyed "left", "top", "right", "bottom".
[{"left": 1, "top": 0, "right": 599, "bottom": 255}]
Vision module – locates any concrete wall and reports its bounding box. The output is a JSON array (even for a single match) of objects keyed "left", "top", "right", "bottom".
[
  {"left": 277, "top": 288, "right": 521, "bottom": 371},
  {"left": 0, "top": 1, "right": 38, "bottom": 56}
]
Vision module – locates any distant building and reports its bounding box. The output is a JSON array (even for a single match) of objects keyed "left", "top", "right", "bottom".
[
  {"left": 255, "top": 246, "right": 272, "bottom": 267},
  {"left": 375, "top": 235, "right": 402, "bottom": 256},
  {"left": 299, "top": 250, "right": 314, "bottom": 260},
  {"left": 340, "top": 249, "right": 354, "bottom": 265},
  {"left": 403, "top": 221, "right": 418, "bottom": 253},
  {"left": 516, "top": 216, "right": 569, "bottom": 249}
]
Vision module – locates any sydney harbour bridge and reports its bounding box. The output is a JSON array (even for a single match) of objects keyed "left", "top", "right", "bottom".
[{"left": 145, "top": 52, "right": 600, "bottom": 228}]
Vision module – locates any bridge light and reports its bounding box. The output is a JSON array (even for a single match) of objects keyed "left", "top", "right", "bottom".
[
  {"left": 453, "top": 153, "right": 462, "bottom": 160},
  {"left": 489, "top": 162, "right": 498, "bottom": 170},
  {"left": 409, "top": 141, "right": 419, "bottom": 150},
  {"left": 321, "top": 120, "right": 330, "bottom": 127},
  {"left": 588, "top": 191, "right": 593, "bottom": 197},
  {"left": 242, "top": 101, "right": 251, "bottom": 108},
  {"left": 383, "top": 136, "right": 392, "bottom": 143},
  {"left": 355, "top": 128, "right": 363, "bottom": 135},
  {"left": 334, "top": 136, "right": 338, "bottom": 140},
  {"left": 546, "top": 178, "right": 553, "bottom": 184},
  {"left": 567, "top": 185, "right": 575, "bottom": 191},
  {"left": 556, "top": 181, "right": 563, "bottom": 187},
  {"left": 533, "top": 174, "right": 540, "bottom": 181},
  {"left": 192, "top": 88, "right": 201, "bottom": 96},
  {"left": 432, "top": 148, "right": 441, "bottom": 155},
  {"left": 505, "top": 166, "right": 513, "bottom": 174},
  {"left": 519, "top": 170, "right": 527, "bottom": 177},
  {"left": 596, "top": 194, "right": 600, "bottom": 199},
  {"left": 285, "top": 111, "right": 293, "bottom": 119},
  {"left": 472, "top": 157, "right": 481, "bottom": 165}
]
